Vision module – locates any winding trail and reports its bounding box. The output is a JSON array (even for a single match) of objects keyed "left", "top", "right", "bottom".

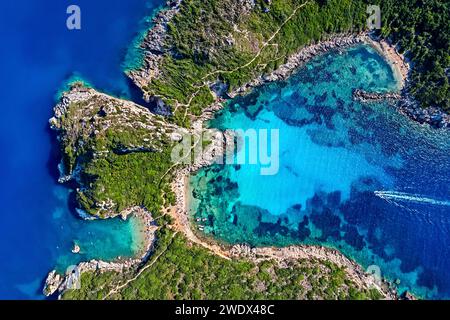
[
  {"left": 102, "top": 231, "right": 179, "bottom": 300},
  {"left": 199, "top": 1, "right": 310, "bottom": 80},
  {"left": 173, "top": 1, "right": 310, "bottom": 117}
]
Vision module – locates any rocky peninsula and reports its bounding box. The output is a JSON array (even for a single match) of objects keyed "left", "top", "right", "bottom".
[
  {"left": 44, "top": 0, "right": 448, "bottom": 300},
  {"left": 352, "top": 89, "right": 402, "bottom": 104}
]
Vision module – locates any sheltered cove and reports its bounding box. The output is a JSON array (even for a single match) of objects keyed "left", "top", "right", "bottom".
[{"left": 44, "top": 0, "right": 435, "bottom": 299}]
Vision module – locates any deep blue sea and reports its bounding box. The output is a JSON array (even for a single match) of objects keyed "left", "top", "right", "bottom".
[
  {"left": 1, "top": 0, "right": 449, "bottom": 301},
  {"left": 0, "top": 0, "right": 164, "bottom": 299},
  {"left": 189, "top": 45, "right": 450, "bottom": 299}
]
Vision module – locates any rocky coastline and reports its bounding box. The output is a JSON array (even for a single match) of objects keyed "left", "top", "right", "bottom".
[
  {"left": 43, "top": 2, "right": 434, "bottom": 300},
  {"left": 168, "top": 172, "right": 398, "bottom": 299},
  {"left": 353, "top": 89, "right": 450, "bottom": 129},
  {"left": 153, "top": 32, "right": 426, "bottom": 301},
  {"left": 165, "top": 101, "right": 399, "bottom": 298},
  {"left": 168, "top": 144, "right": 398, "bottom": 299},
  {"left": 44, "top": 34, "right": 415, "bottom": 300},
  {"left": 126, "top": 0, "right": 183, "bottom": 100},
  {"left": 228, "top": 33, "right": 369, "bottom": 98},
  {"left": 396, "top": 96, "right": 450, "bottom": 129},
  {"left": 365, "top": 37, "right": 449, "bottom": 129},
  {"left": 159, "top": 27, "right": 450, "bottom": 299},
  {"left": 228, "top": 33, "right": 448, "bottom": 129},
  {"left": 49, "top": 83, "right": 181, "bottom": 219},
  {"left": 129, "top": 0, "right": 449, "bottom": 129},
  {"left": 230, "top": 244, "right": 398, "bottom": 299},
  {"left": 43, "top": 207, "right": 158, "bottom": 298}
]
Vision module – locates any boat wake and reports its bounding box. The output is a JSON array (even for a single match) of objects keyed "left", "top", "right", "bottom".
[{"left": 374, "top": 191, "right": 450, "bottom": 207}]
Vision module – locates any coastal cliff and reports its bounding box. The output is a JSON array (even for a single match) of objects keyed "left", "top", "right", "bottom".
[
  {"left": 49, "top": 83, "right": 182, "bottom": 218},
  {"left": 46, "top": 57, "right": 393, "bottom": 302},
  {"left": 44, "top": 0, "right": 449, "bottom": 300}
]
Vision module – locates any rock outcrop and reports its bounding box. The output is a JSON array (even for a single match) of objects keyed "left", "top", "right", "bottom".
[
  {"left": 230, "top": 244, "right": 398, "bottom": 300},
  {"left": 401, "top": 291, "right": 418, "bottom": 300},
  {"left": 49, "top": 83, "right": 180, "bottom": 218},
  {"left": 353, "top": 88, "right": 450, "bottom": 129},
  {"left": 397, "top": 98, "right": 450, "bottom": 129},
  {"left": 126, "top": 0, "right": 183, "bottom": 99},
  {"left": 353, "top": 89, "right": 402, "bottom": 104},
  {"left": 43, "top": 259, "right": 139, "bottom": 297},
  {"left": 43, "top": 271, "right": 65, "bottom": 297},
  {"left": 44, "top": 207, "right": 158, "bottom": 297},
  {"left": 228, "top": 34, "right": 368, "bottom": 98}
]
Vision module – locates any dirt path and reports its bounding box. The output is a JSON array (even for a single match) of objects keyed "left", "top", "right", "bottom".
[
  {"left": 200, "top": 2, "right": 310, "bottom": 80},
  {"left": 103, "top": 231, "right": 179, "bottom": 300},
  {"left": 173, "top": 1, "right": 311, "bottom": 119}
]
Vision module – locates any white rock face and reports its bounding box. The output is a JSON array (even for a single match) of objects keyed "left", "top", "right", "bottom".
[{"left": 43, "top": 271, "right": 64, "bottom": 297}]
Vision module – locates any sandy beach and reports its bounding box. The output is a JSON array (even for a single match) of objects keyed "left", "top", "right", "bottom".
[
  {"left": 164, "top": 34, "right": 411, "bottom": 299},
  {"left": 128, "top": 207, "right": 159, "bottom": 260},
  {"left": 365, "top": 37, "right": 410, "bottom": 90},
  {"left": 168, "top": 168, "right": 396, "bottom": 298}
]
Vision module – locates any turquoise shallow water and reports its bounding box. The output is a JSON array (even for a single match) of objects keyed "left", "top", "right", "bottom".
[
  {"left": 50, "top": 187, "right": 145, "bottom": 274},
  {"left": 189, "top": 45, "right": 450, "bottom": 299}
]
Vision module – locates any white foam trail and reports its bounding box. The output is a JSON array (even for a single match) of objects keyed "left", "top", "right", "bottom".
[{"left": 374, "top": 191, "right": 450, "bottom": 207}]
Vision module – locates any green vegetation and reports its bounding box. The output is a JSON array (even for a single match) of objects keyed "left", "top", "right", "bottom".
[
  {"left": 78, "top": 148, "right": 175, "bottom": 216},
  {"left": 64, "top": 0, "right": 448, "bottom": 216},
  {"left": 377, "top": 0, "right": 449, "bottom": 112},
  {"left": 56, "top": 89, "right": 179, "bottom": 217},
  {"left": 145, "top": 0, "right": 368, "bottom": 126},
  {"left": 55, "top": 0, "right": 448, "bottom": 299},
  {"left": 142, "top": 0, "right": 448, "bottom": 126},
  {"left": 62, "top": 218, "right": 383, "bottom": 300}
]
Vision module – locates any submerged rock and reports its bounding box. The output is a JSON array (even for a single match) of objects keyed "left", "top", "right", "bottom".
[
  {"left": 71, "top": 243, "right": 81, "bottom": 254},
  {"left": 210, "top": 81, "right": 230, "bottom": 99}
]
